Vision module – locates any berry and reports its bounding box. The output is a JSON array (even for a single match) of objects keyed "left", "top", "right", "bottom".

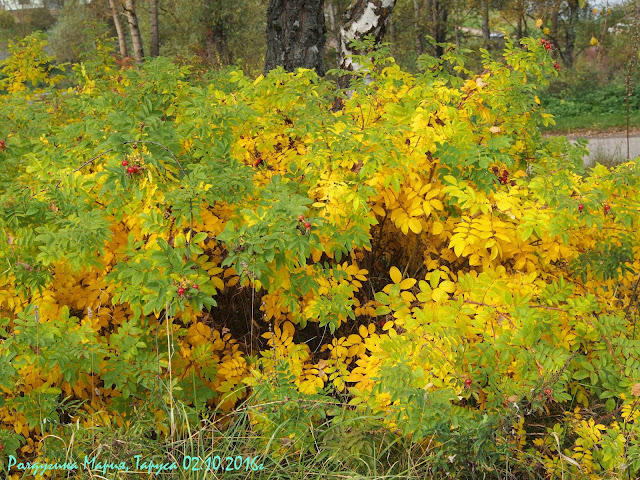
[
  {"left": 298, "top": 215, "right": 305, "bottom": 222},
  {"left": 192, "top": 284, "right": 199, "bottom": 290},
  {"left": 540, "top": 39, "right": 546, "bottom": 45},
  {"left": 554, "top": 63, "right": 560, "bottom": 70},
  {"left": 502, "top": 170, "right": 509, "bottom": 178},
  {"left": 465, "top": 378, "right": 472, "bottom": 387},
  {"left": 380, "top": 319, "right": 387, "bottom": 328},
  {"left": 127, "top": 166, "right": 135, "bottom": 174},
  {"left": 544, "top": 388, "right": 552, "bottom": 395},
  {"left": 604, "top": 204, "right": 611, "bottom": 213},
  {"left": 510, "top": 180, "right": 516, "bottom": 186},
  {"left": 0, "top": 140, "right": 6, "bottom": 151},
  {"left": 304, "top": 222, "right": 311, "bottom": 229},
  {"left": 132, "top": 165, "right": 140, "bottom": 173},
  {"left": 121, "top": 160, "right": 129, "bottom": 166},
  {"left": 578, "top": 203, "right": 584, "bottom": 212},
  {"left": 492, "top": 166, "right": 499, "bottom": 173},
  {"left": 254, "top": 158, "right": 262, "bottom": 167},
  {"left": 177, "top": 287, "right": 186, "bottom": 296}
]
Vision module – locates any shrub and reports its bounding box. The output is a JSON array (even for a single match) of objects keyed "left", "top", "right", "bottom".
[{"left": 0, "top": 33, "right": 639, "bottom": 479}]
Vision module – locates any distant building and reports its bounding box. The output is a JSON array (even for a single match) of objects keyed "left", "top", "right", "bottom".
[{"left": 607, "top": 23, "right": 630, "bottom": 34}]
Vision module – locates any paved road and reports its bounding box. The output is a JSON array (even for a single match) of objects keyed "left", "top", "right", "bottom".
[{"left": 565, "top": 133, "right": 640, "bottom": 167}]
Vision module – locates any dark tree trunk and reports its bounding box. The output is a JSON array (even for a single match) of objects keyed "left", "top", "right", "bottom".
[
  {"left": 124, "top": 0, "right": 144, "bottom": 63},
  {"left": 551, "top": 0, "right": 560, "bottom": 40},
  {"left": 339, "top": 0, "right": 397, "bottom": 71},
  {"left": 563, "top": 0, "right": 580, "bottom": 68},
  {"left": 429, "top": 0, "right": 448, "bottom": 57},
  {"left": 264, "top": 0, "right": 326, "bottom": 75},
  {"left": 149, "top": 0, "right": 159, "bottom": 57},
  {"left": 206, "top": 22, "right": 233, "bottom": 68},
  {"left": 414, "top": 0, "right": 422, "bottom": 55},
  {"left": 515, "top": 0, "right": 525, "bottom": 39},
  {"left": 109, "top": 0, "right": 128, "bottom": 58},
  {"left": 481, "top": 0, "right": 490, "bottom": 43}
]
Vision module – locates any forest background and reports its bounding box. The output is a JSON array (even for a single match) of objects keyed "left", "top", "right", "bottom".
[{"left": 1, "top": 1, "right": 640, "bottom": 479}]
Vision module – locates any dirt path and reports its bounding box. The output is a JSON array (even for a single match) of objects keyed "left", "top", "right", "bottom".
[
  {"left": 544, "top": 129, "right": 640, "bottom": 166},
  {"left": 568, "top": 133, "right": 640, "bottom": 166}
]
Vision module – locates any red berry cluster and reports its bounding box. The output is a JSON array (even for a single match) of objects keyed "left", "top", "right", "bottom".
[
  {"left": 177, "top": 283, "right": 200, "bottom": 297},
  {"left": 540, "top": 39, "right": 560, "bottom": 70},
  {"left": 540, "top": 38, "right": 552, "bottom": 50},
  {"left": 297, "top": 214, "right": 311, "bottom": 233},
  {"left": 122, "top": 159, "right": 142, "bottom": 175},
  {"left": 0, "top": 140, "right": 5, "bottom": 151},
  {"left": 492, "top": 167, "right": 515, "bottom": 186}
]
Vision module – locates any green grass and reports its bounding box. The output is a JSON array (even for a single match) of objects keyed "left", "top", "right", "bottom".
[
  {"left": 541, "top": 111, "right": 640, "bottom": 135},
  {"left": 22, "top": 406, "right": 446, "bottom": 480}
]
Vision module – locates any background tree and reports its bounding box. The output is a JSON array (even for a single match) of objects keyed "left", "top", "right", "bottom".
[
  {"left": 149, "top": 0, "right": 159, "bottom": 57},
  {"left": 202, "top": 0, "right": 233, "bottom": 68},
  {"left": 46, "top": 0, "right": 111, "bottom": 63},
  {"left": 108, "top": 0, "right": 128, "bottom": 58},
  {"left": 123, "top": 0, "right": 144, "bottom": 63},
  {"left": 534, "top": 0, "right": 586, "bottom": 68},
  {"left": 264, "top": 0, "right": 326, "bottom": 75},
  {"left": 338, "top": 0, "right": 397, "bottom": 71}
]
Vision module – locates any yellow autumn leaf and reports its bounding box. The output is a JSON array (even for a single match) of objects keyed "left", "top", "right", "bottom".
[
  {"left": 408, "top": 217, "right": 422, "bottom": 234},
  {"left": 430, "top": 198, "right": 444, "bottom": 210},
  {"left": 359, "top": 324, "right": 369, "bottom": 338},
  {"left": 399, "top": 278, "right": 417, "bottom": 290},
  {"left": 439, "top": 280, "right": 456, "bottom": 293},
  {"left": 211, "top": 277, "right": 224, "bottom": 290},
  {"left": 423, "top": 200, "right": 432, "bottom": 217},
  {"left": 389, "top": 266, "right": 402, "bottom": 284},
  {"left": 431, "top": 287, "right": 446, "bottom": 302},
  {"left": 450, "top": 236, "right": 466, "bottom": 257},
  {"left": 535, "top": 18, "right": 543, "bottom": 29},
  {"left": 372, "top": 204, "right": 386, "bottom": 216},
  {"left": 590, "top": 36, "right": 598, "bottom": 46},
  {"left": 401, "top": 291, "right": 416, "bottom": 302},
  {"left": 429, "top": 270, "right": 441, "bottom": 288}
]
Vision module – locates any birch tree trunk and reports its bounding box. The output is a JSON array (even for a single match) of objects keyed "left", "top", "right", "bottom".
[
  {"left": 109, "top": 0, "right": 128, "bottom": 58},
  {"left": 149, "top": 0, "right": 159, "bottom": 57},
  {"left": 338, "top": 0, "right": 397, "bottom": 71},
  {"left": 124, "top": 0, "right": 144, "bottom": 64},
  {"left": 264, "top": 0, "right": 326, "bottom": 75},
  {"left": 326, "top": 1, "right": 342, "bottom": 67}
]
